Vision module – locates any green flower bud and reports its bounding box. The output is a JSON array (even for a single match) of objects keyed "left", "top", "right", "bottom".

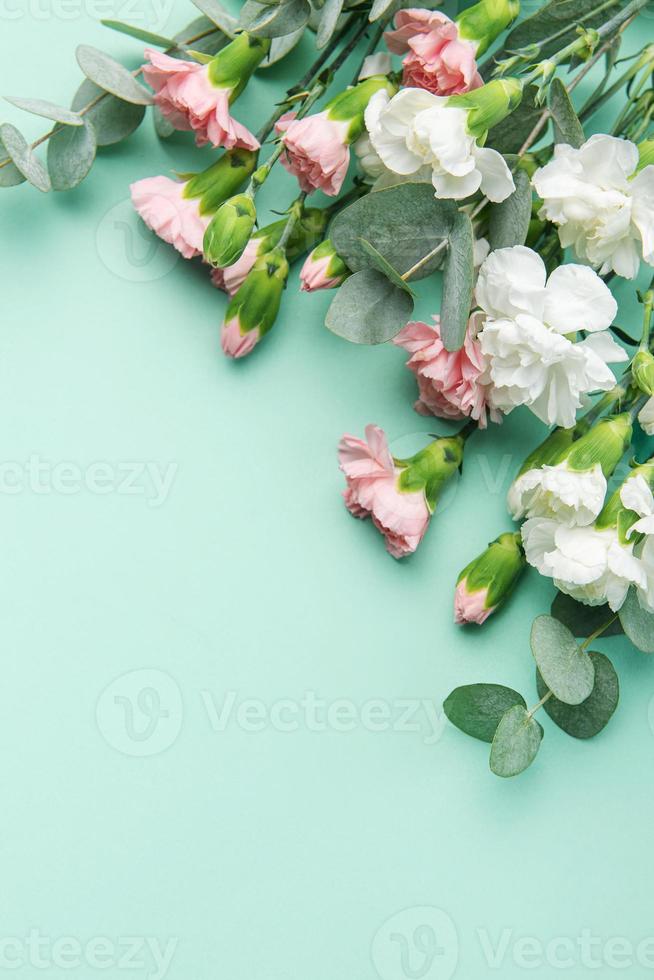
[
  {"left": 455, "top": 531, "right": 525, "bottom": 624},
  {"left": 300, "top": 238, "right": 350, "bottom": 291},
  {"left": 564, "top": 413, "right": 632, "bottom": 477},
  {"left": 514, "top": 423, "right": 582, "bottom": 480},
  {"left": 183, "top": 148, "right": 258, "bottom": 216},
  {"left": 203, "top": 193, "right": 257, "bottom": 268},
  {"left": 457, "top": 0, "right": 520, "bottom": 57},
  {"left": 207, "top": 32, "right": 271, "bottom": 100},
  {"left": 633, "top": 350, "right": 654, "bottom": 397},
  {"left": 637, "top": 139, "right": 654, "bottom": 172},
  {"left": 448, "top": 78, "right": 523, "bottom": 139},
  {"left": 395, "top": 435, "right": 465, "bottom": 512},
  {"left": 222, "top": 248, "right": 289, "bottom": 357},
  {"left": 326, "top": 75, "right": 399, "bottom": 143}
]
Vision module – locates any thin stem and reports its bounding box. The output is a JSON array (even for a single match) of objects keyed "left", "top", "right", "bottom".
[
  {"left": 580, "top": 614, "right": 618, "bottom": 651},
  {"left": 400, "top": 239, "right": 448, "bottom": 281},
  {"left": 296, "top": 14, "right": 359, "bottom": 91},
  {"left": 350, "top": 17, "right": 388, "bottom": 85},
  {"left": 580, "top": 43, "right": 654, "bottom": 121},
  {"left": 583, "top": 385, "right": 626, "bottom": 424},
  {"left": 278, "top": 192, "right": 308, "bottom": 251},
  {"left": 327, "top": 15, "right": 372, "bottom": 75},
  {"left": 527, "top": 690, "right": 553, "bottom": 719},
  {"left": 640, "top": 288, "right": 654, "bottom": 351}
]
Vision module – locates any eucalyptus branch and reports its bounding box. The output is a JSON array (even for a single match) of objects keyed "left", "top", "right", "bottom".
[{"left": 580, "top": 614, "right": 619, "bottom": 651}]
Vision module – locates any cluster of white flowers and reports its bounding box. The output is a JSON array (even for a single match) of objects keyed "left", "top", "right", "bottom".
[{"left": 532, "top": 134, "right": 654, "bottom": 280}]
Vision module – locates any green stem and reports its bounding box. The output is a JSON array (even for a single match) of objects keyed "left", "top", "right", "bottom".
[
  {"left": 580, "top": 614, "right": 618, "bottom": 651},
  {"left": 640, "top": 288, "right": 654, "bottom": 351},
  {"left": 527, "top": 689, "right": 553, "bottom": 719},
  {"left": 278, "top": 192, "right": 308, "bottom": 252},
  {"left": 350, "top": 17, "right": 389, "bottom": 85},
  {"left": 580, "top": 44, "right": 654, "bottom": 121},
  {"left": 400, "top": 239, "right": 448, "bottom": 281}
]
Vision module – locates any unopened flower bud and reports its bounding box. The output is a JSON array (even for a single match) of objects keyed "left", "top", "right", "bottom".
[
  {"left": 633, "top": 350, "right": 654, "bottom": 397},
  {"left": 448, "top": 77, "right": 523, "bottom": 138},
  {"left": 221, "top": 248, "right": 289, "bottom": 358},
  {"left": 203, "top": 193, "right": 257, "bottom": 268},
  {"left": 457, "top": 0, "right": 520, "bottom": 56},
  {"left": 455, "top": 531, "right": 525, "bottom": 625},
  {"left": 300, "top": 239, "right": 350, "bottom": 292}
]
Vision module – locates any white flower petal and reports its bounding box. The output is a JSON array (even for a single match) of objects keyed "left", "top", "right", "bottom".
[
  {"left": 473, "top": 145, "right": 515, "bottom": 203},
  {"left": 358, "top": 52, "right": 392, "bottom": 80},
  {"left": 639, "top": 396, "right": 654, "bottom": 435},
  {"left": 631, "top": 165, "right": 654, "bottom": 267},
  {"left": 475, "top": 246, "right": 547, "bottom": 319},
  {"left": 620, "top": 474, "right": 654, "bottom": 518},
  {"left": 543, "top": 265, "right": 617, "bottom": 333}
]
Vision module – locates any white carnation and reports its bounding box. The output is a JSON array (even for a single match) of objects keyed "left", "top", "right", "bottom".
[
  {"left": 364, "top": 88, "right": 515, "bottom": 202},
  {"left": 508, "top": 461, "right": 606, "bottom": 526},
  {"left": 532, "top": 134, "right": 654, "bottom": 280}
]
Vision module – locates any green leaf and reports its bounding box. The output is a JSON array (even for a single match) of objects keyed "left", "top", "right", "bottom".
[
  {"left": 503, "top": 0, "right": 622, "bottom": 60},
  {"left": 548, "top": 78, "right": 584, "bottom": 148},
  {"left": 487, "top": 85, "right": 542, "bottom": 156},
  {"left": 0, "top": 136, "right": 26, "bottom": 187},
  {"left": 330, "top": 182, "right": 456, "bottom": 280},
  {"left": 47, "top": 117, "right": 96, "bottom": 190},
  {"left": 175, "top": 15, "right": 232, "bottom": 53},
  {"left": 316, "top": 0, "right": 344, "bottom": 47},
  {"left": 488, "top": 167, "right": 532, "bottom": 250},
  {"left": 261, "top": 27, "right": 306, "bottom": 65},
  {"left": 240, "top": 0, "right": 311, "bottom": 37},
  {"left": 189, "top": 0, "right": 238, "bottom": 35},
  {"left": 369, "top": 0, "right": 398, "bottom": 21},
  {"left": 490, "top": 704, "right": 543, "bottom": 778},
  {"left": 443, "top": 684, "right": 527, "bottom": 743},
  {"left": 530, "top": 614, "right": 595, "bottom": 704},
  {"left": 536, "top": 651, "right": 619, "bottom": 739},
  {"left": 70, "top": 80, "right": 145, "bottom": 147},
  {"left": 75, "top": 45, "right": 153, "bottom": 106},
  {"left": 153, "top": 105, "right": 176, "bottom": 139},
  {"left": 0, "top": 123, "right": 50, "bottom": 192},
  {"left": 100, "top": 20, "right": 179, "bottom": 48},
  {"left": 440, "top": 210, "right": 474, "bottom": 352},
  {"left": 358, "top": 238, "right": 414, "bottom": 295},
  {"left": 550, "top": 592, "right": 623, "bottom": 638},
  {"left": 4, "top": 96, "right": 83, "bottom": 126},
  {"left": 325, "top": 269, "right": 414, "bottom": 344},
  {"left": 619, "top": 587, "right": 654, "bottom": 653}
]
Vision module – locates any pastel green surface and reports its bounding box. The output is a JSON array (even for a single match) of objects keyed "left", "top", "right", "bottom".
[{"left": 2, "top": 5, "right": 654, "bottom": 979}]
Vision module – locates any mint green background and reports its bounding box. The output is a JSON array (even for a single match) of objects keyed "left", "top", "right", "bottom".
[{"left": 2, "top": 5, "right": 654, "bottom": 979}]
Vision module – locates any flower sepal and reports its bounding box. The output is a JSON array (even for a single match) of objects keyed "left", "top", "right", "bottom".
[
  {"left": 457, "top": 0, "right": 520, "bottom": 56},
  {"left": 395, "top": 434, "right": 465, "bottom": 512},
  {"left": 455, "top": 531, "right": 525, "bottom": 625}
]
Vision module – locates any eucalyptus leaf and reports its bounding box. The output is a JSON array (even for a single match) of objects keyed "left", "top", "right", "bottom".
[
  {"left": 503, "top": 0, "right": 622, "bottom": 60},
  {"left": 490, "top": 704, "right": 543, "bottom": 778},
  {"left": 530, "top": 614, "right": 595, "bottom": 704},
  {"left": 175, "top": 15, "right": 232, "bottom": 53},
  {"left": 330, "top": 182, "right": 456, "bottom": 279},
  {"left": 190, "top": 0, "right": 238, "bottom": 34},
  {"left": 549, "top": 77, "right": 584, "bottom": 148},
  {"left": 369, "top": 0, "right": 398, "bottom": 21},
  {"left": 153, "top": 105, "right": 176, "bottom": 139},
  {"left": 240, "top": 0, "right": 311, "bottom": 37},
  {"left": 443, "top": 684, "right": 526, "bottom": 743},
  {"left": 0, "top": 123, "right": 50, "bottom": 192},
  {"left": 536, "top": 651, "right": 619, "bottom": 739},
  {"left": 488, "top": 168, "right": 532, "bottom": 250},
  {"left": 325, "top": 269, "right": 414, "bottom": 344},
  {"left": 261, "top": 27, "right": 306, "bottom": 65},
  {"left": 619, "top": 587, "right": 654, "bottom": 653},
  {"left": 358, "top": 238, "right": 414, "bottom": 295},
  {"left": 4, "top": 96, "right": 82, "bottom": 126},
  {"left": 0, "top": 136, "right": 26, "bottom": 187},
  {"left": 71, "top": 80, "right": 145, "bottom": 147},
  {"left": 440, "top": 210, "right": 474, "bottom": 352},
  {"left": 487, "top": 85, "right": 542, "bottom": 156},
  {"left": 316, "top": 0, "right": 344, "bottom": 47},
  {"left": 550, "top": 592, "right": 623, "bottom": 638},
  {"left": 100, "top": 20, "right": 179, "bottom": 48},
  {"left": 47, "top": 117, "right": 96, "bottom": 190},
  {"left": 76, "top": 45, "right": 153, "bottom": 105}
]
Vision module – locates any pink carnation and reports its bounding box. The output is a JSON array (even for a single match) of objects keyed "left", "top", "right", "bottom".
[
  {"left": 142, "top": 49, "right": 260, "bottom": 150},
  {"left": 221, "top": 316, "right": 259, "bottom": 359},
  {"left": 211, "top": 238, "right": 260, "bottom": 296},
  {"left": 384, "top": 9, "right": 482, "bottom": 96},
  {"left": 275, "top": 111, "right": 351, "bottom": 196},
  {"left": 338, "top": 424, "right": 431, "bottom": 559},
  {"left": 454, "top": 580, "right": 492, "bottom": 625},
  {"left": 130, "top": 175, "right": 211, "bottom": 259},
  {"left": 394, "top": 316, "right": 498, "bottom": 428},
  {"left": 300, "top": 252, "right": 342, "bottom": 292}
]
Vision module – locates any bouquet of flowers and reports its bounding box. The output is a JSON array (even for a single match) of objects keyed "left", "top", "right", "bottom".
[{"left": 3, "top": 0, "right": 654, "bottom": 778}]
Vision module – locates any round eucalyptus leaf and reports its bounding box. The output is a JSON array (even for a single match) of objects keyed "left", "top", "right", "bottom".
[
  {"left": 240, "top": 0, "right": 311, "bottom": 36},
  {"left": 0, "top": 136, "right": 26, "bottom": 187},
  {"left": 444, "top": 684, "right": 526, "bottom": 743},
  {"left": 189, "top": 0, "right": 239, "bottom": 34},
  {"left": 153, "top": 105, "right": 176, "bottom": 139},
  {"left": 440, "top": 210, "right": 474, "bottom": 352},
  {"left": 330, "top": 182, "right": 456, "bottom": 280},
  {"left": 550, "top": 592, "right": 623, "bottom": 639},
  {"left": 0, "top": 123, "right": 50, "bottom": 192},
  {"left": 71, "top": 80, "right": 145, "bottom": 147},
  {"left": 530, "top": 614, "right": 595, "bottom": 704},
  {"left": 325, "top": 269, "right": 414, "bottom": 345},
  {"left": 47, "top": 117, "right": 96, "bottom": 190},
  {"left": 490, "top": 704, "right": 543, "bottom": 778},
  {"left": 548, "top": 78, "right": 584, "bottom": 148},
  {"left": 4, "top": 96, "right": 83, "bottom": 126},
  {"left": 536, "top": 651, "right": 619, "bottom": 739},
  {"left": 619, "top": 587, "right": 654, "bottom": 653},
  {"left": 260, "top": 27, "right": 306, "bottom": 65},
  {"left": 488, "top": 167, "right": 532, "bottom": 250},
  {"left": 76, "top": 45, "right": 153, "bottom": 106}
]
